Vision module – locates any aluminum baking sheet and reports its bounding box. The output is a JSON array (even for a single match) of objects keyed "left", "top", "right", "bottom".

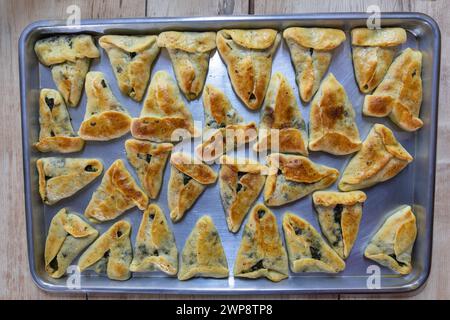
[{"left": 19, "top": 13, "right": 440, "bottom": 294}]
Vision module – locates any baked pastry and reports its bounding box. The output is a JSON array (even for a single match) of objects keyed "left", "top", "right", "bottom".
[
  {"left": 363, "top": 48, "right": 423, "bottom": 131},
  {"left": 34, "top": 34, "right": 100, "bottom": 107},
  {"left": 131, "top": 71, "right": 199, "bottom": 142},
  {"left": 45, "top": 208, "right": 98, "bottom": 278},
  {"left": 365, "top": 205, "right": 417, "bottom": 274},
  {"left": 234, "top": 204, "right": 288, "bottom": 282},
  {"left": 219, "top": 156, "right": 267, "bottom": 233},
  {"left": 157, "top": 31, "right": 216, "bottom": 100},
  {"left": 264, "top": 153, "right": 339, "bottom": 206},
  {"left": 34, "top": 89, "right": 84, "bottom": 153},
  {"left": 196, "top": 84, "right": 257, "bottom": 161},
  {"left": 99, "top": 35, "right": 160, "bottom": 101},
  {"left": 78, "top": 72, "right": 132, "bottom": 140},
  {"left": 37, "top": 157, "right": 103, "bottom": 205},
  {"left": 309, "top": 73, "right": 361, "bottom": 155},
  {"left": 338, "top": 124, "right": 413, "bottom": 191},
  {"left": 84, "top": 159, "right": 148, "bottom": 223},
  {"left": 78, "top": 220, "right": 132, "bottom": 281},
  {"left": 253, "top": 72, "right": 308, "bottom": 155},
  {"left": 130, "top": 204, "right": 178, "bottom": 275},
  {"left": 282, "top": 213, "right": 345, "bottom": 273},
  {"left": 312, "top": 191, "right": 367, "bottom": 259},
  {"left": 216, "top": 29, "right": 281, "bottom": 110},
  {"left": 351, "top": 27, "right": 407, "bottom": 93},
  {"left": 168, "top": 153, "right": 217, "bottom": 222},
  {"left": 125, "top": 139, "right": 173, "bottom": 199},
  {"left": 178, "top": 215, "right": 228, "bottom": 280},
  {"left": 283, "top": 27, "right": 346, "bottom": 102}
]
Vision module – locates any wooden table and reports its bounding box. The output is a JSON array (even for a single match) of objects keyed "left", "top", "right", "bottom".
[{"left": 1, "top": 0, "right": 448, "bottom": 300}]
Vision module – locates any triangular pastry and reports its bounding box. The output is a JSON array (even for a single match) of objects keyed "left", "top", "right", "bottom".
[
  {"left": 216, "top": 29, "right": 281, "bottom": 110},
  {"left": 157, "top": 31, "right": 216, "bottom": 100},
  {"left": 312, "top": 191, "right": 367, "bottom": 259},
  {"left": 34, "top": 89, "right": 85, "bottom": 153},
  {"left": 78, "top": 71, "right": 132, "bottom": 140},
  {"left": 283, "top": 27, "right": 346, "bottom": 102},
  {"left": 234, "top": 204, "right": 288, "bottom": 282},
  {"left": 309, "top": 73, "right": 361, "bottom": 155},
  {"left": 78, "top": 220, "right": 132, "bottom": 281},
  {"left": 168, "top": 153, "right": 217, "bottom": 222},
  {"left": 131, "top": 71, "right": 199, "bottom": 142},
  {"left": 45, "top": 208, "right": 98, "bottom": 278},
  {"left": 363, "top": 48, "right": 423, "bottom": 131},
  {"left": 84, "top": 159, "right": 148, "bottom": 223},
  {"left": 365, "top": 205, "right": 417, "bottom": 274},
  {"left": 351, "top": 27, "right": 407, "bottom": 93},
  {"left": 338, "top": 124, "right": 413, "bottom": 191},
  {"left": 283, "top": 213, "right": 345, "bottom": 273},
  {"left": 178, "top": 215, "right": 228, "bottom": 280},
  {"left": 253, "top": 72, "right": 308, "bottom": 155},
  {"left": 130, "top": 204, "right": 178, "bottom": 275},
  {"left": 37, "top": 157, "right": 103, "bottom": 205},
  {"left": 125, "top": 139, "right": 173, "bottom": 199},
  {"left": 264, "top": 153, "right": 339, "bottom": 206}
]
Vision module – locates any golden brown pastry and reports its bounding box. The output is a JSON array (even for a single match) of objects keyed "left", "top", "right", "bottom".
[
  {"left": 283, "top": 27, "right": 346, "bottom": 102},
  {"left": 157, "top": 31, "right": 216, "bottom": 100},
  {"left": 363, "top": 48, "right": 423, "bottom": 131},
  {"left": 312, "top": 191, "right": 367, "bottom": 259},
  {"left": 234, "top": 204, "right": 288, "bottom": 282},
  {"left": 178, "top": 215, "right": 228, "bottom": 280},
  {"left": 216, "top": 29, "right": 281, "bottom": 110},
  {"left": 99, "top": 35, "right": 160, "bottom": 101},
  {"left": 34, "top": 89, "right": 84, "bottom": 153},
  {"left": 37, "top": 157, "right": 103, "bottom": 205},
  {"left": 84, "top": 159, "right": 148, "bottom": 223},
  {"left": 365, "top": 205, "right": 417, "bottom": 274},
  {"left": 338, "top": 124, "right": 413, "bottom": 191},
  {"left": 309, "top": 73, "right": 361, "bottom": 155}
]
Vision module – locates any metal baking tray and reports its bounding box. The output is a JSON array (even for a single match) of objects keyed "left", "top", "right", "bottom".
[{"left": 19, "top": 13, "right": 440, "bottom": 294}]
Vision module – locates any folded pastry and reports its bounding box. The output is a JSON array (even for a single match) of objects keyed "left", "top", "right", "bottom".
[
  {"left": 34, "top": 89, "right": 84, "bottom": 153},
  {"left": 78, "top": 220, "right": 132, "bottom": 280},
  {"left": 283, "top": 213, "right": 345, "bottom": 273},
  {"left": 196, "top": 84, "right": 257, "bottom": 161},
  {"left": 283, "top": 27, "right": 346, "bottom": 102},
  {"left": 37, "top": 157, "right": 103, "bottom": 205},
  {"left": 309, "top": 73, "right": 361, "bottom": 155},
  {"left": 351, "top": 27, "right": 407, "bottom": 93},
  {"left": 157, "top": 31, "right": 216, "bottom": 100},
  {"left": 84, "top": 159, "right": 148, "bottom": 223},
  {"left": 168, "top": 153, "right": 217, "bottom": 222},
  {"left": 363, "top": 48, "right": 423, "bottom": 131},
  {"left": 99, "top": 35, "right": 160, "bottom": 101},
  {"left": 35, "top": 34, "right": 100, "bottom": 107},
  {"left": 216, "top": 29, "right": 281, "bottom": 110},
  {"left": 338, "top": 124, "right": 413, "bottom": 191},
  {"left": 130, "top": 204, "right": 178, "bottom": 275},
  {"left": 78, "top": 72, "right": 132, "bottom": 140},
  {"left": 45, "top": 208, "right": 98, "bottom": 278},
  {"left": 312, "top": 191, "right": 367, "bottom": 259},
  {"left": 125, "top": 139, "right": 173, "bottom": 199},
  {"left": 365, "top": 205, "right": 417, "bottom": 274},
  {"left": 234, "top": 204, "right": 288, "bottom": 282},
  {"left": 131, "top": 71, "right": 199, "bottom": 142},
  {"left": 264, "top": 153, "right": 339, "bottom": 206},
  {"left": 178, "top": 215, "right": 228, "bottom": 280}
]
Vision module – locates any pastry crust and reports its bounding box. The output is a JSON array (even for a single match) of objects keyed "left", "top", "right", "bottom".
[
  {"left": 234, "top": 204, "right": 288, "bottom": 282},
  {"left": 309, "top": 73, "right": 361, "bottom": 155},
  {"left": 178, "top": 215, "right": 228, "bottom": 280},
  {"left": 216, "top": 29, "right": 281, "bottom": 110},
  {"left": 338, "top": 124, "right": 413, "bottom": 191},
  {"left": 351, "top": 28, "right": 407, "bottom": 47}
]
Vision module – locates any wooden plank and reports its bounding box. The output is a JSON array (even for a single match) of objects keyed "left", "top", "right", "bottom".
[{"left": 147, "top": 0, "right": 249, "bottom": 16}]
